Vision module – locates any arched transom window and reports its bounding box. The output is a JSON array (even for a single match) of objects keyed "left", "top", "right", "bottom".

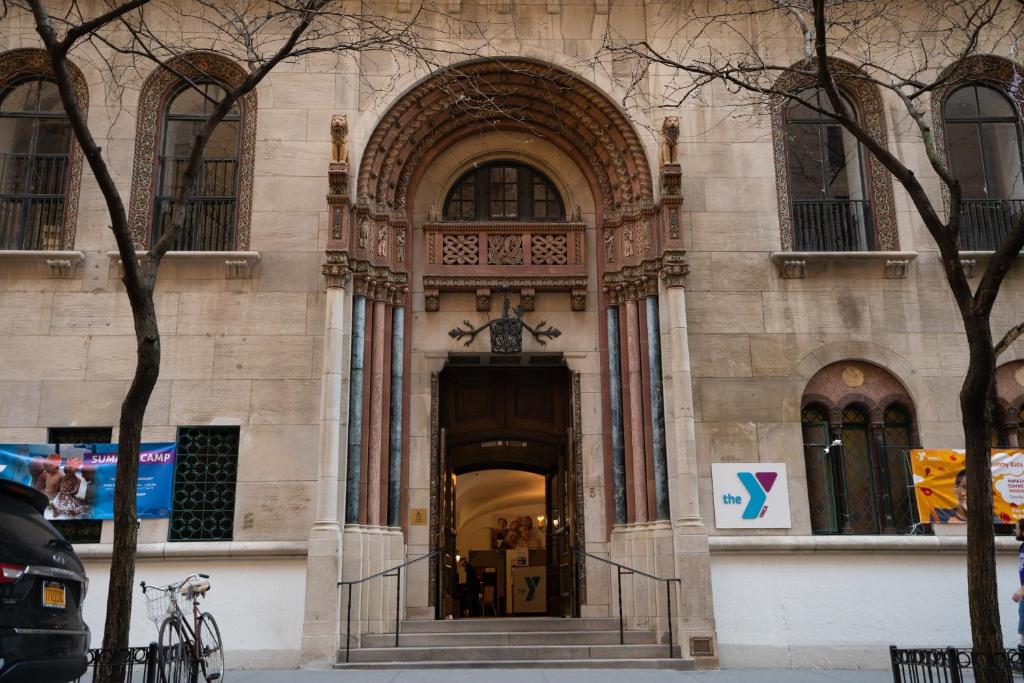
[
  {"left": 801, "top": 361, "right": 918, "bottom": 535},
  {"left": 943, "top": 83, "right": 1024, "bottom": 250},
  {"left": 153, "top": 82, "right": 241, "bottom": 250},
  {"left": 786, "top": 89, "right": 873, "bottom": 251},
  {"left": 443, "top": 161, "right": 564, "bottom": 221},
  {"left": 0, "top": 78, "right": 72, "bottom": 250}
]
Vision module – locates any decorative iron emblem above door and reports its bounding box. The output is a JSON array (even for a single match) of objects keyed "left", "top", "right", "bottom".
[{"left": 448, "top": 289, "right": 561, "bottom": 353}]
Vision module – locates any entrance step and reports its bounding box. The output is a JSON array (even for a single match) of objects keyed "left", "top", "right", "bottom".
[{"left": 337, "top": 619, "right": 693, "bottom": 670}]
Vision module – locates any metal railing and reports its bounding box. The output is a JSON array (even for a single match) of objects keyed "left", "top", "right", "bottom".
[
  {"left": 151, "top": 197, "right": 237, "bottom": 251},
  {"left": 574, "top": 544, "right": 682, "bottom": 659},
  {"left": 72, "top": 644, "right": 160, "bottom": 683},
  {"left": 0, "top": 195, "right": 65, "bottom": 249},
  {"left": 891, "top": 645, "right": 1024, "bottom": 682},
  {"left": 793, "top": 198, "right": 873, "bottom": 251},
  {"left": 959, "top": 198, "right": 1024, "bottom": 251},
  {"left": 338, "top": 550, "right": 439, "bottom": 664}
]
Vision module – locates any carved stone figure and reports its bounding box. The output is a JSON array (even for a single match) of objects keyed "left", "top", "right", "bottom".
[
  {"left": 377, "top": 224, "right": 388, "bottom": 258},
  {"left": 395, "top": 228, "right": 406, "bottom": 263},
  {"left": 571, "top": 204, "right": 581, "bottom": 221},
  {"left": 330, "top": 114, "right": 349, "bottom": 164},
  {"left": 660, "top": 116, "right": 679, "bottom": 167},
  {"left": 623, "top": 224, "right": 634, "bottom": 258},
  {"left": 428, "top": 204, "right": 438, "bottom": 222},
  {"left": 604, "top": 229, "right": 615, "bottom": 263},
  {"left": 358, "top": 217, "right": 369, "bottom": 250}
]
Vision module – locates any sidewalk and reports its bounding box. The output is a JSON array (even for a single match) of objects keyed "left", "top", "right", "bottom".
[{"left": 227, "top": 669, "right": 892, "bottom": 682}]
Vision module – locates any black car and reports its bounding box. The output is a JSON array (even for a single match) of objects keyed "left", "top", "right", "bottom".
[{"left": 0, "top": 479, "right": 89, "bottom": 683}]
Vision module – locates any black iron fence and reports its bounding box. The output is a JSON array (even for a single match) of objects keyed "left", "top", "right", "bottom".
[
  {"left": 959, "top": 199, "right": 1024, "bottom": 251},
  {"left": 891, "top": 645, "right": 1024, "bottom": 682},
  {"left": 151, "top": 197, "right": 237, "bottom": 251},
  {"left": 72, "top": 644, "right": 159, "bottom": 683},
  {"left": 793, "top": 198, "right": 873, "bottom": 251}
]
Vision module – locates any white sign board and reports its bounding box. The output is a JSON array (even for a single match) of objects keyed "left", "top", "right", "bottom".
[{"left": 711, "top": 463, "right": 791, "bottom": 529}]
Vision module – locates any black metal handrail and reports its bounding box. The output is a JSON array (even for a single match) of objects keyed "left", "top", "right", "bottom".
[
  {"left": 338, "top": 549, "right": 439, "bottom": 663},
  {"left": 959, "top": 198, "right": 1024, "bottom": 251},
  {"left": 574, "top": 544, "right": 682, "bottom": 659},
  {"left": 792, "top": 198, "right": 873, "bottom": 251}
]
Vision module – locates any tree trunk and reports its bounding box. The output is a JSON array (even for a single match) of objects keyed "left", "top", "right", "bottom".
[
  {"left": 961, "top": 314, "right": 1005, "bottom": 681},
  {"left": 96, "top": 292, "right": 161, "bottom": 683}
]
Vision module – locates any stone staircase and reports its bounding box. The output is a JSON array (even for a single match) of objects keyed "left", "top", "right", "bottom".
[{"left": 334, "top": 617, "right": 694, "bottom": 669}]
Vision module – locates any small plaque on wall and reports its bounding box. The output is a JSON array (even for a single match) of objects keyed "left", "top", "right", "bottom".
[
  {"left": 711, "top": 463, "right": 791, "bottom": 529},
  {"left": 410, "top": 508, "right": 427, "bottom": 525}
]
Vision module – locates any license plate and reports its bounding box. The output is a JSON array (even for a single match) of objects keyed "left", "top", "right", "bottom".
[{"left": 42, "top": 581, "right": 66, "bottom": 609}]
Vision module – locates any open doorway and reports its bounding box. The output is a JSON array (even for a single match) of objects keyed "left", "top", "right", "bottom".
[{"left": 434, "top": 364, "right": 579, "bottom": 619}]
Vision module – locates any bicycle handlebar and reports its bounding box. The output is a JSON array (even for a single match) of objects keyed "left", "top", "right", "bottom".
[{"left": 139, "top": 573, "right": 211, "bottom": 594}]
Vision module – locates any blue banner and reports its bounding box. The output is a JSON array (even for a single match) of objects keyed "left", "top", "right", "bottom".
[{"left": 0, "top": 443, "right": 176, "bottom": 520}]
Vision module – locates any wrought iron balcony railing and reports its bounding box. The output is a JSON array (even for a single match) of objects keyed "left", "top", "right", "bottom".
[
  {"left": 152, "top": 197, "right": 237, "bottom": 251},
  {"left": 0, "top": 195, "right": 65, "bottom": 250},
  {"left": 792, "top": 199, "right": 873, "bottom": 252},
  {"left": 958, "top": 198, "right": 1024, "bottom": 251}
]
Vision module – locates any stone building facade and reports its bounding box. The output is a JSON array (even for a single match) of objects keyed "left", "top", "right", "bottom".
[{"left": 1, "top": 0, "right": 1023, "bottom": 670}]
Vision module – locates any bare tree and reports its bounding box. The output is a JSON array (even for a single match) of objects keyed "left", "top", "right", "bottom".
[
  {"left": 0, "top": 1, "right": 477, "bottom": 678},
  {"left": 597, "top": 0, "right": 1024, "bottom": 670}
]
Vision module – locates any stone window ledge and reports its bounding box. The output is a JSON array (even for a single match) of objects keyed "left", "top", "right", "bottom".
[
  {"left": 73, "top": 540, "right": 307, "bottom": 560},
  {"left": 0, "top": 250, "right": 86, "bottom": 278},
  {"left": 770, "top": 251, "right": 919, "bottom": 279},
  {"left": 959, "top": 251, "right": 1024, "bottom": 278},
  {"left": 709, "top": 534, "right": 1018, "bottom": 554},
  {"left": 106, "top": 250, "right": 261, "bottom": 279}
]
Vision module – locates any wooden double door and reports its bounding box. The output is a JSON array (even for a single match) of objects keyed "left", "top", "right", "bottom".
[{"left": 435, "top": 365, "right": 579, "bottom": 618}]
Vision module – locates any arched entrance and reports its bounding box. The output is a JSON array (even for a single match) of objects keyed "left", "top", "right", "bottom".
[{"left": 436, "top": 362, "right": 578, "bottom": 619}]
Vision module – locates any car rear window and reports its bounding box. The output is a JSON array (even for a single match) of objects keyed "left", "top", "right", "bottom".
[{"left": 0, "top": 495, "right": 61, "bottom": 545}]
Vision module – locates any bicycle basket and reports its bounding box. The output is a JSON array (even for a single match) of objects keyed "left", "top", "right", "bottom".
[{"left": 144, "top": 588, "right": 176, "bottom": 625}]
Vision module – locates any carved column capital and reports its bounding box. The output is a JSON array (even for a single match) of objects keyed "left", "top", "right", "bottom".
[
  {"left": 322, "top": 251, "right": 350, "bottom": 289},
  {"left": 660, "top": 250, "right": 689, "bottom": 288}
]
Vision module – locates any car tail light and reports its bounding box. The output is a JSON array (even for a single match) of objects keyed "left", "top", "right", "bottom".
[{"left": 0, "top": 563, "right": 25, "bottom": 584}]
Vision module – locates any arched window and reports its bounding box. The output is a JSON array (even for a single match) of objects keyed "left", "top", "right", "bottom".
[
  {"left": 801, "top": 361, "right": 918, "bottom": 535},
  {"left": 128, "top": 53, "right": 256, "bottom": 251},
  {"left": 0, "top": 78, "right": 72, "bottom": 250},
  {"left": 995, "top": 361, "right": 1024, "bottom": 447},
  {"left": 152, "top": 82, "right": 241, "bottom": 250},
  {"left": 943, "top": 83, "right": 1024, "bottom": 250},
  {"left": 443, "top": 161, "right": 564, "bottom": 221},
  {"left": 785, "top": 89, "right": 872, "bottom": 251}
]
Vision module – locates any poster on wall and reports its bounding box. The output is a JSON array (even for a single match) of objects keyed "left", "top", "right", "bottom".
[
  {"left": 0, "top": 443, "right": 176, "bottom": 520},
  {"left": 512, "top": 566, "right": 545, "bottom": 613},
  {"left": 711, "top": 463, "right": 791, "bottom": 529},
  {"left": 911, "top": 448, "right": 1024, "bottom": 524}
]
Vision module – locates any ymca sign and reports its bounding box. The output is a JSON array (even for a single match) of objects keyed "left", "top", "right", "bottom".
[{"left": 711, "top": 463, "right": 792, "bottom": 529}]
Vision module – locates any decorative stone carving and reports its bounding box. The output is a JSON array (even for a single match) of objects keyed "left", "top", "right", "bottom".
[
  {"left": 330, "top": 114, "right": 349, "bottom": 164},
  {"left": 376, "top": 224, "right": 388, "bottom": 258},
  {"left": 395, "top": 228, "right": 406, "bottom": 263},
  {"left": 441, "top": 234, "right": 479, "bottom": 265},
  {"left": 476, "top": 288, "right": 491, "bottom": 312},
  {"left": 571, "top": 204, "right": 582, "bottom": 221},
  {"left": 623, "top": 224, "right": 634, "bottom": 258},
  {"left": 884, "top": 259, "right": 911, "bottom": 279},
  {"left": 45, "top": 258, "right": 81, "bottom": 279},
  {"left": 322, "top": 251, "right": 350, "bottom": 288},
  {"left": 604, "top": 230, "right": 615, "bottom": 263},
  {"left": 571, "top": 288, "right": 587, "bottom": 311},
  {"left": 531, "top": 234, "right": 569, "bottom": 265},
  {"left": 660, "top": 116, "right": 680, "bottom": 167},
  {"left": 780, "top": 258, "right": 808, "bottom": 279},
  {"left": 668, "top": 208, "right": 680, "bottom": 239},
  {"left": 428, "top": 204, "right": 438, "bottom": 222},
  {"left": 358, "top": 217, "right": 368, "bottom": 250},
  {"left": 449, "top": 289, "right": 561, "bottom": 353},
  {"left": 519, "top": 288, "right": 536, "bottom": 311},
  {"left": 425, "top": 288, "right": 440, "bottom": 312},
  {"left": 660, "top": 250, "right": 690, "bottom": 288},
  {"left": 487, "top": 235, "right": 524, "bottom": 265}
]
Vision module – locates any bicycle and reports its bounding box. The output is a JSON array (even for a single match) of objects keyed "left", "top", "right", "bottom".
[{"left": 141, "top": 573, "right": 224, "bottom": 683}]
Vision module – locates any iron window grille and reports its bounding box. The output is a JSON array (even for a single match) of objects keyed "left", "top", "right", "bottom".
[
  {"left": 46, "top": 426, "right": 113, "bottom": 544},
  {"left": 801, "top": 404, "right": 916, "bottom": 535},
  {"left": 0, "top": 78, "right": 72, "bottom": 250},
  {"left": 443, "top": 161, "right": 565, "bottom": 221},
  {"left": 168, "top": 426, "right": 239, "bottom": 542},
  {"left": 152, "top": 82, "right": 240, "bottom": 251},
  {"left": 785, "top": 89, "right": 874, "bottom": 251},
  {"left": 943, "top": 83, "right": 1024, "bottom": 251}
]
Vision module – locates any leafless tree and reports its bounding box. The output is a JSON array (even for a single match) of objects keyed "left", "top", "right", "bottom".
[
  {"left": 597, "top": 0, "right": 1024, "bottom": 670},
  {"left": 0, "top": 1, "right": 481, "bottom": 678}
]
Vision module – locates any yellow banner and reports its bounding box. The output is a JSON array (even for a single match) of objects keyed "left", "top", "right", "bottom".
[{"left": 911, "top": 449, "right": 1024, "bottom": 524}]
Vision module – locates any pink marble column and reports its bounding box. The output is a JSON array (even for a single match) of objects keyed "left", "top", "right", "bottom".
[
  {"left": 365, "top": 294, "right": 388, "bottom": 526},
  {"left": 625, "top": 292, "right": 649, "bottom": 523}
]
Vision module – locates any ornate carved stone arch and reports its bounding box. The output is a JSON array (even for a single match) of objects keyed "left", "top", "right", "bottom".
[
  {"left": 771, "top": 58, "right": 900, "bottom": 251},
  {"left": 127, "top": 51, "right": 257, "bottom": 249},
  {"left": 929, "top": 54, "right": 1024, "bottom": 217},
  {"left": 801, "top": 360, "right": 918, "bottom": 427},
  {"left": 340, "top": 58, "right": 660, "bottom": 287},
  {"left": 0, "top": 49, "right": 88, "bottom": 250}
]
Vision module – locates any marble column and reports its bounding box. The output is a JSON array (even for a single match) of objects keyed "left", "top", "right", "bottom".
[
  {"left": 660, "top": 266, "right": 717, "bottom": 660},
  {"left": 301, "top": 265, "right": 349, "bottom": 661},
  {"left": 387, "top": 304, "right": 405, "bottom": 528},
  {"left": 345, "top": 293, "right": 367, "bottom": 524},
  {"left": 646, "top": 294, "right": 670, "bottom": 520},
  {"left": 607, "top": 303, "right": 627, "bottom": 524},
  {"left": 625, "top": 291, "right": 649, "bottom": 523},
  {"left": 365, "top": 294, "right": 388, "bottom": 526}
]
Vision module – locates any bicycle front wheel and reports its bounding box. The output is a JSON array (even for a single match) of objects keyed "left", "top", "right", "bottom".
[
  {"left": 158, "top": 616, "right": 189, "bottom": 683},
  {"left": 197, "top": 612, "right": 225, "bottom": 682}
]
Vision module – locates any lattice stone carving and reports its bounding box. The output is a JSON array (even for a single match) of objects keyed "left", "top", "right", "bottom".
[
  {"left": 531, "top": 234, "right": 568, "bottom": 265},
  {"left": 487, "top": 235, "right": 523, "bottom": 265},
  {"left": 441, "top": 234, "right": 479, "bottom": 265}
]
